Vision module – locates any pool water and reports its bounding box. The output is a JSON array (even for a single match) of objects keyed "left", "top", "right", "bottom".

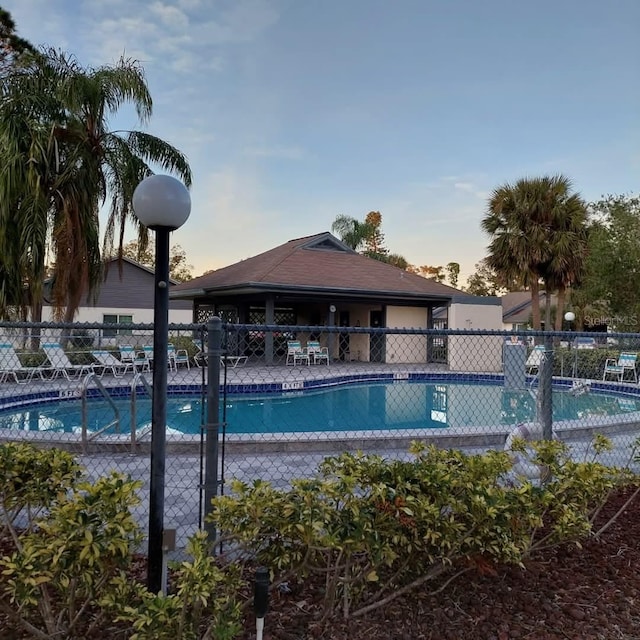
[{"left": 0, "top": 381, "right": 636, "bottom": 435}]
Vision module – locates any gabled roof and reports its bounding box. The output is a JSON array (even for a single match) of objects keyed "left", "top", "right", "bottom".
[{"left": 172, "top": 232, "right": 463, "bottom": 301}]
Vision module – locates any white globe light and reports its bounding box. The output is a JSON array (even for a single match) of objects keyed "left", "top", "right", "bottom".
[
  {"left": 132, "top": 175, "right": 191, "bottom": 230},
  {"left": 564, "top": 311, "right": 575, "bottom": 322}
]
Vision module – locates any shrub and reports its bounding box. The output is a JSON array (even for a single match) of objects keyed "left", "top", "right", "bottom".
[
  {"left": 0, "top": 443, "right": 244, "bottom": 639},
  {"left": 211, "top": 440, "right": 633, "bottom": 621}
]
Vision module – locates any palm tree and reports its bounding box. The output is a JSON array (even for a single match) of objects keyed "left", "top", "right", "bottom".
[
  {"left": 331, "top": 215, "right": 375, "bottom": 250},
  {"left": 0, "top": 49, "right": 192, "bottom": 325},
  {"left": 539, "top": 194, "right": 589, "bottom": 329},
  {"left": 482, "top": 175, "right": 587, "bottom": 331}
]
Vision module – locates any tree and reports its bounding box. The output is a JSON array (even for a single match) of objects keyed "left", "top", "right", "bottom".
[
  {"left": 0, "top": 8, "right": 36, "bottom": 75},
  {"left": 415, "top": 265, "right": 446, "bottom": 282},
  {"left": 362, "top": 211, "right": 388, "bottom": 259},
  {"left": 482, "top": 175, "right": 588, "bottom": 330},
  {"left": 445, "top": 262, "right": 460, "bottom": 288},
  {"left": 570, "top": 194, "right": 640, "bottom": 330},
  {"left": 121, "top": 240, "right": 194, "bottom": 282},
  {"left": 331, "top": 212, "right": 411, "bottom": 268},
  {"left": 331, "top": 215, "right": 374, "bottom": 251},
  {"left": 0, "top": 48, "right": 192, "bottom": 324},
  {"left": 463, "top": 258, "right": 511, "bottom": 296}
]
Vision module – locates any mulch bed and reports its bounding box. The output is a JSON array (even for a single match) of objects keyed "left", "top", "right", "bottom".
[{"left": 2, "top": 487, "right": 640, "bottom": 639}]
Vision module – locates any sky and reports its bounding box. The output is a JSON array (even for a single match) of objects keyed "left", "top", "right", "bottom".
[{"left": 5, "top": 0, "right": 639, "bottom": 286}]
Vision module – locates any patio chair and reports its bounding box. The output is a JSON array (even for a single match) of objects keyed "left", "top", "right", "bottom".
[
  {"left": 525, "top": 345, "right": 546, "bottom": 374},
  {"left": 192, "top": 338, "right": 207, "bottom": 367},
  {"left": 41, "top": 342, "right": 94, "bottom": 380},
  {"left": 285, "top": 340, "right": 310, "bottom": 366},
  {"left": 603, "top": 352, "right": 638, "bottom": 382},
  {"left": 306, "top": 340, "right": 329, "bottom": 365},
  {"left": 0, "top": 343, "right": 48, "bottom": 384},
  {"left": 168, "top": 343, "right": 190, "bottom": 370},
  {"left": 220, "top": 354, "right": 248, "bottom": 368},
  {"left": 91, "top": 350, "right": 135, "bottom": 378},
  {"left": 119, "top": 345, "right": 151, "bottom": 372}
]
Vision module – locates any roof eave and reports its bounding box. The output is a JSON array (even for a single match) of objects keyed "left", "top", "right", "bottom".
[{"left": 174, "top": 281, "right": 454, "bottom": 302}]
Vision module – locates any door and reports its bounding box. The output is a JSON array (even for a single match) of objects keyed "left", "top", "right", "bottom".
[{"left": 369, "top": 310, "right": 385, "bottom": 363}]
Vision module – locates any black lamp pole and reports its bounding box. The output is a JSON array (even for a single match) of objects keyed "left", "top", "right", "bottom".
[
  {"left": 148, "top": 225, "right": 171, "bottom": 593},
  {"left": 132, "top": 173, "right": 191, "bottom": 595}
]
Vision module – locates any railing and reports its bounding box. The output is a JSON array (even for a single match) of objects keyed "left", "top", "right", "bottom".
[
  {"left": 80, "top": 373, "right": 120, "bottom": 453},
  {"left": 130, "top": 372, "right": 152, "bottom": 452}
]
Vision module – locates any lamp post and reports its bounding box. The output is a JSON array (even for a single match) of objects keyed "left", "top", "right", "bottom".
[
  {"left": 564, "top": 311, "right": 576, "bottom": 377},
  {"left": 132, "top": 174, "right": 191, "bottom": 594}
]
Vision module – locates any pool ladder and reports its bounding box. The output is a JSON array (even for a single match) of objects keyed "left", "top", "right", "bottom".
[
  {"left": 130, "top": 372, "right": 152, "bottom": 452},
  {"left": 80, "top": 372, "right": 152, "bottom": 453},
  {"left": 80, "top": 373, "right": 120, "bottom": 453}
]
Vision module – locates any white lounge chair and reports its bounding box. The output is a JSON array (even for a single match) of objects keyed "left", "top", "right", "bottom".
[
  {"left": 168, "top": 343, "right": 190, "bottom": 370},
  {"left": 42, "top": 342, "right": 94, "bottom": 380},
  {"left": 526, "top": 345, "right": 546, "bottom": 374},
  {"left": 92, "top": 350, "right": 135, "bottom": 378},
  {"left": 220, "top": 354, "right": 248, "bottom": 368},
  {"left": 306, "top": 340, "right": 329, "bottom": 365},
  {"left": 119, "top": 346, "right": 150, "bottom": 372},
  {"left": 192, "top": 338, "right": 207, "bottom": 367},
  {"left": 286, "top": 340, "right": 310, "bottom": 366},
  {"left": 603, "top": 352, "right": 638, "bottom": 382},
  {"left": 0, "top": 343, "right": 48, "bottom": 384}
]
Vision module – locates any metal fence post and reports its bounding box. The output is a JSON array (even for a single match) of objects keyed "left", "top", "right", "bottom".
[
  {"left": 204, "top": 317, "right": 222, "bottom": 541},
  {"left": 540, "top": 334, "right": 554, "bottom": 440}
]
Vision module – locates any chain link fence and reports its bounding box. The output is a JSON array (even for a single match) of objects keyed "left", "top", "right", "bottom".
[{"left": 1, "top": 320, "right": 640, "bottom": 548}]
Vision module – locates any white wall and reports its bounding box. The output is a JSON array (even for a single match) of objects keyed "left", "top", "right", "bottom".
[
  {"left": 42, "top": 306, "right": 193, "bottom": 325},
  {"left": 447, "top": 302, "right": 503, "bottom": 372},
  {"left": 385, "top": 306, "right": 428, "bottom": 364}
]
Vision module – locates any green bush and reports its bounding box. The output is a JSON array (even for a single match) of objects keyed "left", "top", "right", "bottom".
[
  {"left": 211, "top": 439, "right": 633, "bottom": 621},
  {"left": 0, "top": 443, "right": 244, "bottom": 640}
]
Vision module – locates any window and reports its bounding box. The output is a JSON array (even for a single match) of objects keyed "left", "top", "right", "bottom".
[{"left": 103, "top": 314, "right": 133, "bottom": 337}]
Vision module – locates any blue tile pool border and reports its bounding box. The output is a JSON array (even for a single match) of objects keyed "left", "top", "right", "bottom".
[{"left": 2, "top": 372, "right": 640, "bottom": 415}]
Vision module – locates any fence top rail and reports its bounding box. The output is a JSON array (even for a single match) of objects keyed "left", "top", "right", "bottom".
[{"left": 0, "top": 320, "right": 638, "bottom": 340}]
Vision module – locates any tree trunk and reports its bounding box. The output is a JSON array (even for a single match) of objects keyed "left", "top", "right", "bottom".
[
  {"left": 29, "top": 301, "right": 43, "bottom": 352},
  {"left": 544, "top": 291, "right": 552, "bottom": 331},
  {"left": 555, "top": 286, "right": 566, "bottom": 331},
  {"left": 530, "top": 277, "right": 541, "bottom": 330}
]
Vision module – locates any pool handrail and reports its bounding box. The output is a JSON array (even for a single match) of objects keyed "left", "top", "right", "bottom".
[
  {"left": 131, "top": 372, "right": 152, "bottom": 453},
  {"left": 80, "top": 372, "right": 120, "bottom": 453}
]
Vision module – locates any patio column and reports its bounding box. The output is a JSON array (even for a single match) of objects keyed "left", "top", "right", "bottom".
[
  {"left": 265, "top": 296, "right": 275, "bottom": 365},
  {"left": 426, "top": 305, "right": 434, "bottom": 363}
]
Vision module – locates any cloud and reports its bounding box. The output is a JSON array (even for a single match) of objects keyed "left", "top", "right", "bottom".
[
  {"left": 149, "top": 2, "right": 190, "bottom": 30},
  {"left": 243, "top": 146, "right": 306, "bottom": 160}
]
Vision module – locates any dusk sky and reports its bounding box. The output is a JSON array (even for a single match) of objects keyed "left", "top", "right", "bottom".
[{"left": 6, "top": 0, "right": 639, "bottom": 285}]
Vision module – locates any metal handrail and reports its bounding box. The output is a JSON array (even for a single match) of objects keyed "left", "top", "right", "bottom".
[
  {"left": 131, "top": 372, "right": 152, "bottom": 452},
  {"left": 81, "top": 372, "right": 120, "bottom": 453}
]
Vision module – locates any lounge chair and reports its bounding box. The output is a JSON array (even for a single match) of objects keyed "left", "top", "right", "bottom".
[
  {"left": 285, "top": 340, "right": 310, "bottom": 366},
  {"left": 41, "top": 342, "right": 94, "bottom": 380},
  {"left": 525, "top": 345, "right": 546, "bottom": 374},
  {"left": 92, "top": 350, "right": 135, "bottom": 378},
  {"left": 603, "top": 352, "right": 638, "bottom": 382},
  {"left": 220, "top": 354, "right": 248, "bottom": 368},
  {"left": 192, "top": 338, "right": 207, "bottom": 367},
  {"left": 0, "top": 343, "right": 48, "bottom": 384},
  {"left": 306, "top": 340, "right": 329, "bottom": 365},
  {"left": 168, "top": 343, "right": 190, "bottom": 370},
  {"left": 119, "top": 345, "right": 150, "bottom": 372}
]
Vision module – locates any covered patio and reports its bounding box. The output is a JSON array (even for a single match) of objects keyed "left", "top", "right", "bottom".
[{"left": 172, "top": 232, "right": 500, "bottom": 365}]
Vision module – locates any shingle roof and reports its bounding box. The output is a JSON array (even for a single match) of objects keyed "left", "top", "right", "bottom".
[
  {"left": 172, "top": 232, "right": 462, "bottom": 300},
  {"left": 502, "top": 291, "right": 556, "bottom": 323}
]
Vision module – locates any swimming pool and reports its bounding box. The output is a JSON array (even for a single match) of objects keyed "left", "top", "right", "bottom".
[{"left": 0, "top": 380, "right": 637, "bottom": 436}]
